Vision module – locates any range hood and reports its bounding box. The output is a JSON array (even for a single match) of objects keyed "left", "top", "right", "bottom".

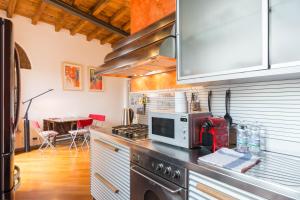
[{"left": 96, "top": 13, "right": 176, "bottom": 77}]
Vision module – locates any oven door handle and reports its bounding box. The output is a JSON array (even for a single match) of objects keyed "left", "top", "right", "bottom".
[{"left": 131, "top": 166, "right": 182, "bottom": 194}]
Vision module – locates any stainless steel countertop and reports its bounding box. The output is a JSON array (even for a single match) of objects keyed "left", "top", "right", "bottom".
[{"left": 91, "top": 127, "right": 300, "bottom": 200}]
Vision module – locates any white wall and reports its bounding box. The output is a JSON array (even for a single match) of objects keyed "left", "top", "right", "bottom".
[
  {"left": 0, "top": 11, "right": 128, "bottom": 128},
  {"left": 130, "top": 78, "right": 300, "bottom": 157}
]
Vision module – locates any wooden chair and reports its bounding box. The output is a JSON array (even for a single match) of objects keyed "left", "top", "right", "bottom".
[
  {"left": 31, "top": 120, "right": 59, "bottom": 151},
  {"left": 69, "top": 119, "right": 93, "bottom": 150}
]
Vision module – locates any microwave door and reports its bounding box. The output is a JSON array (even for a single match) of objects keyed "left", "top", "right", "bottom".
[{"left": 152, "top": 117, "right": 175, "bottom": 139}]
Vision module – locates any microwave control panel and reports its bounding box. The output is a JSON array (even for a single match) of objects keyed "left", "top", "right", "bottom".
[{"left": 179, "top": 115, "right": 189, "bottom": 140}]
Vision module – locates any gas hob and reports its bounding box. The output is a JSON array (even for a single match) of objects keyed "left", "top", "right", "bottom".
[{"left": 112, "top": 124, "right": 148, "bottom": 141}]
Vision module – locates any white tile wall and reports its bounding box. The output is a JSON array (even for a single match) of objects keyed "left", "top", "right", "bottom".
[{"left": 129, "top": 78, "right": 300, "bottom": 157}]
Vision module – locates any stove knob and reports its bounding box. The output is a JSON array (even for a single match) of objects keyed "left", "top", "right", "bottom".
[
  {"left": 172, "top": 170, "right": 181, "bottom": 179},
  {"left": 164, "top": 166, "right": 172, "bottom": 175},
  {"left": 156, "top": 163, "right": 164, "bottom": 171}
]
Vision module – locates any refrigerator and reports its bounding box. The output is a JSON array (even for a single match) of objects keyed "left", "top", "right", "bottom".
[{"left": 0, "top": 18, "right": 21, "bottom": 200}]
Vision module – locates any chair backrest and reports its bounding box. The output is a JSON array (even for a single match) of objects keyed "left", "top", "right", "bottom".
[
  {"left": 77, "top": 119, "right": 93, "bottom": 129},
  {"left": 88, "top": 114, "right": 105, "bottom": 122},
  {"left": 31, "top": 120, "right": 41, "bottom": 132}
]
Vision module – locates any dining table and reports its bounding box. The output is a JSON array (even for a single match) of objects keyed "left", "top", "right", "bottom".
[{"left": 43, "top": 117, "right": 91, "bottom": 143}]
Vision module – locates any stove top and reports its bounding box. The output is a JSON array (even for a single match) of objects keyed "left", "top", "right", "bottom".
[{"left": 112, "top": 124, "right": 148, "bottom": 141}]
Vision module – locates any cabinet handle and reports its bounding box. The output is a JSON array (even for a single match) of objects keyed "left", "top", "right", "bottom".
[
  {"left": 196, "top": 183, "right": 237, "bottom": 200},
  {"left": 94, "top": 173, "right": 119, "bottom": 194},
  {"left": 94, "top": 139, "right": 119, "bottom": 152}
]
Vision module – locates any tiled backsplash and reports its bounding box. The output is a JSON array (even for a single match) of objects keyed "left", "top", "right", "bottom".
[{"left": 129, "top": 78, "right": 300, "bottom": 157}]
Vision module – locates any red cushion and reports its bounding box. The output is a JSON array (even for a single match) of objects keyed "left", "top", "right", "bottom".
[
  {"left": 77, "top": 119, "right": 93, "bottom": 128},
  {"left": 88, "top": 114, "right": 105, "bottom": 122}
]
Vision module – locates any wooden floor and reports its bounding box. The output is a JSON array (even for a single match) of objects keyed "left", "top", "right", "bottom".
[{"left": 15, "top": 145, "right": 92, "bottom": 200}]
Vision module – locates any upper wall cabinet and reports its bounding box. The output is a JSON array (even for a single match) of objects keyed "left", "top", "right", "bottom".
[
  {"left": 176, "top": 0, "right": 269, "bottom": 83},
  {"left": 270, "top": 0, "right": 300, "bottom": 68}
]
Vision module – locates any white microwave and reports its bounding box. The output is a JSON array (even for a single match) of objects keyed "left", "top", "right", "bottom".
[{"left": 148, "top": 111, "right": 211, "bottom": 148}]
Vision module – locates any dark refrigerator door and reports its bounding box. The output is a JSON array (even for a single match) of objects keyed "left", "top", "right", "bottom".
[{"left": 1, "top": 17, "right": 20, "bottom": 200}]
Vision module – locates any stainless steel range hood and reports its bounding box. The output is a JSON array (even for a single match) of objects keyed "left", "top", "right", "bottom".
[{"left": 96, "top": 13, "right": 176, "bottom": 77}]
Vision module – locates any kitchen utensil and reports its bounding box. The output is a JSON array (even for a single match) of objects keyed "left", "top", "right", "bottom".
[
  {"left": 122, "top": 108, "right": 134, "bottom": 125},
  {"left": 208, "top": 90, "right": 212, "bottom": 113},
  {"left": 224, "top": 89, "right": 232, "bottom": 126},
  {"left": 136, "top": 107, "right": 145, "bottom": 115},
  {"left": 190, "top": 93, "right": 201, "bottom": 112}
]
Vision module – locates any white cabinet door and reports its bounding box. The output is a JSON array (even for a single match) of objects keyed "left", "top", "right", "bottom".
[
  {"left": 177, "top": 0, "right": 269, "bottom": 83},
  {"left": 270, "top": 0, "right": 300, "bottom": 68},
  {"left": 90, "top": 131, "right": 130, "bottom": 200},
  {"left": 189, "top": 171, "right": 266, "bottom": 200}
]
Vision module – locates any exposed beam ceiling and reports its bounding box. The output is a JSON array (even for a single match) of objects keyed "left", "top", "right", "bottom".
[
  {"left": 73, "top": 0, "right": 81, "bottom": 6},
  {"left": 101, "top": 34, "right": 119, "bottom": 45},
  {"left": 70, "top": 0, "right": 111, "bottom": 35},
  {"left": 7, "top": 0, "right": 18, "bottom": 18},
  {"left": 54, "top": 0, "right": 78, "bottom": 32},
  {"left": 55, "top": 12, "right": 68, "bottom": 32},
  {"left": 87, "top": 28, "right": 104, "bottom": 41},
  {"left": 70, "top": 20, "right": 86, "bottom": 35},
  {"left": 44, "top": 0, "right": 129, "bottom": 37},
  {"left": 31, "top": 1, "right": 47, "bottom": 25},
  {"left": 2, "top": 0, "right": 130, "bottom": 45},
  {"left": 123, "top": 22, "right": 130, "bottom": 32},
  {"left": 110, "top": 6, "right": 128, "bottom": 25},
  {"left": 92, "top": 0, "right": 111, "bottom": 16}
]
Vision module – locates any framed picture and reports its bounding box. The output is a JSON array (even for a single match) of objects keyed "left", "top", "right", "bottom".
[
  {"left": 88, "top": 66, "right": 104, "bottom": 92},
  {"left": 62, "top": 62, "right": 83, "bottom": 91}
]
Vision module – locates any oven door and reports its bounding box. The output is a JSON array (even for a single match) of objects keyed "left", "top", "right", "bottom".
[{"left": 131, "top": 165, "right": 187, "bottom": 200}]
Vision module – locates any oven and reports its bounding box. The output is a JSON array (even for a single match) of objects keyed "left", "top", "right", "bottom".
[
  {"left": 130, "top": 148, "right": 188, "bottom": 200},
  {"left": 131, "top": 165, "right": 187, "bottom": 200},
  {"left": 149, "top": 111, "right": 211, "bottom": 148}
]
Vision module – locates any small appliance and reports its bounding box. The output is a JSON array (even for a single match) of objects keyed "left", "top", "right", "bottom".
[
  {"left": 199, "top": 117, "right": 229, "bottom": 152},
  {"left": 122, "top": 108, "right": 134, "bottom": 125},
  {"left": 149, "top": 111, "right": 211, "bottom": 148}
]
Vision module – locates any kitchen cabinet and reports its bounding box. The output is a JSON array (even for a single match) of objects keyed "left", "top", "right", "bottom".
[
  {"left": 90, "top": 131, "right": 130, "bottom": 200},
  {"left": 176, "top": 0, "right": 269, "bottom": 83},
  {"left": 269, "top": 0, "right": 300, "bottom": 68},
  {"left": 189, "top": 171, "right": 266, "bottom": 200}
]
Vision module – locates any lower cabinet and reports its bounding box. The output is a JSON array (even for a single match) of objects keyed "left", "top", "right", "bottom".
[
  {"left": 189, "top": 171, "right": 266, "bottom": 200},
  {"left": 90, "top": 131, "right": 130, "bottom": 200}
]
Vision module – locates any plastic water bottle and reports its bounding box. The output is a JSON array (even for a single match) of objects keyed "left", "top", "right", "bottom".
[
  {"left": 248, "top": 123, "right": 261, "bottom": 155},
  {"left": 236, "top": 123, "right": 249, "bottom": 153}
]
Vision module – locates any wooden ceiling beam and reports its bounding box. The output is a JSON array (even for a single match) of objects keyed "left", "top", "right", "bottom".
[
  {"left": 101, "top": 34, "right": 119, "bottom": 45},
  {"left": 32, "top": 1, "right": 47, "bottom": 25},
  {"left": 45, "top": 0, "right": 129, "bottom": 37},
  {"left": 123, "top": 21, "right": 130, "bottom": 32},
  {"left": 7, "top": 0, "right": 18, "bottom": 18},
  {"left": 70, "top": 20, "right": 86, "bottom": 35},
  {"left": 55, "top": 12, "right": 68, "bottom": 32},
  {"left": 73, "top": 0, "right": 81, "bottom": 7},
  {"left": 110, "top": 6, "right": 128, "bottom": 25},
  {"left": 70, "top": 0, "right": 111, "bottom": 35},
  {"left": 87, "top": 29, "right": 104, "bottom": 41},
  {"left": 54, "top": 0, "right": 78, "bottom": 32},
  {"left": 92, "top": 0, "right": 111, "bottom": 16}
]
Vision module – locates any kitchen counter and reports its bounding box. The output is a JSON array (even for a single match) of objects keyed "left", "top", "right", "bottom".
[{"left": 91, "top": 126, "right": 300, "bottom": 200}]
